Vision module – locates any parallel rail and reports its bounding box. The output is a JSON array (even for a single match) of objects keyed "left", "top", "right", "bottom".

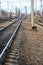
[
  {"left": 0, "top": 20, "right": 22, "bottom": 65},
  {"left": 35, "top": 19, "right": 43, "bottom": 27},
  {"left": 0, "top": 17, "right": 20, "bottom": 32}
]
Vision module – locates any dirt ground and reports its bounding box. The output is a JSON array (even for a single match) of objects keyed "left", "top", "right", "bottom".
[
  {"left": 19, "top": 19, "right": 43, "bottom": 65},
  {"left": 0, "top": 21, "right": 12, "bottom": 29}
]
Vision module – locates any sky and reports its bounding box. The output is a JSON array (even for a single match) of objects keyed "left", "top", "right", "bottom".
[{"left": 1, "top": 0, "right": 43, "bottom": 13}]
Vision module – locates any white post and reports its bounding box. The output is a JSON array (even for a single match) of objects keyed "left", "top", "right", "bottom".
[
  {"left": 0, "top": 0, "right": 2, "bottom": 19},
  {"left": 31, "top": 0, "right": 34, "bottom": 26}
]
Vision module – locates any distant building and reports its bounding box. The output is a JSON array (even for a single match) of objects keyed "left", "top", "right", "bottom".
[
  {"left": 0, "top": 10, "right": 16, "bottom": 19},
  {"left": 1, "top": 10, "right": 9, "bottom": 19}
]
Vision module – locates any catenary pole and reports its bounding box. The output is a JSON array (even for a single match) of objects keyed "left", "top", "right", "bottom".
[
  {"left": 31, "top": 0, "right": 34, "bottom": 26},
  {"left": 0, "top": 0, "right": 2, "bottom": 19},
  {"left": 40, "top": 0, "right": 42, "bottom": 16}
]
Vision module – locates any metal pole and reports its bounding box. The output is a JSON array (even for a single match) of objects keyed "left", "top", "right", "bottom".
[
  {"left": 31, "top": 0, "right": 37, "bottom": 31},
  {"left": 12, "top": 2, "right": 13, "bottom": 13},
  {"left": 11, "top": 1, "right": 13, "bottom": 19},
  {"left": 42, "top": 0, "right": 43, "bottom": 17},
  {"left": 25, "top": 6, "right": 27, "bottom": 17},
  {"left": 0, "top": 0, "right": 2, "bottom": 19},
  {"left": 19, "top": 0, "right": 22, "bottom": 17},
  {"left": 7, "top": 1, "right": 9, "bottom": 18},
  {"left": 36, "top": 0, "right": 37, "bottom": 16},
  {"left": 40, "top": 0, "right": 42, "bottom": 16},
  {"left": 18, "top": 9, "right": 20, "bottom": 16},
  {"left": 31, "top": 0, "right": 34, "bottom": 26},
  {"left": 16, "top": 7, "right": 17, "bottom": 16}
]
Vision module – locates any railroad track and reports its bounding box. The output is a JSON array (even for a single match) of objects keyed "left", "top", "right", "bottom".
[
  {"left": 35, "top": 19, "right": 43, "bottom": 27},
  {"left": 0, "top": 17, "right": 22, "bottom": 53},
  {"left": 0, "top": 18, "right": 22, "bottom": 65},
  {"left": 0, "top": 17, "right": 20, "bottom": 32},
  {"left": 3, "top": 39, "right": 19, "bottom": 65},
  {"left": 0, "top": 17, "right": 21, "bottom": 52}
]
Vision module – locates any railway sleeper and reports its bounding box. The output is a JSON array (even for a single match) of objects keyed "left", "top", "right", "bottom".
[
  {"left": 7, "top": 55, "right": 19, "bottom": 59},
  {"left": 10, "top": 46, "right": 19, "bottom": 50},
  {"left": 5, "top": 59, "right": 18, "bottom": 63},
  {"left": 4, "top": 62, "right": 18, "bottom": 65}
]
